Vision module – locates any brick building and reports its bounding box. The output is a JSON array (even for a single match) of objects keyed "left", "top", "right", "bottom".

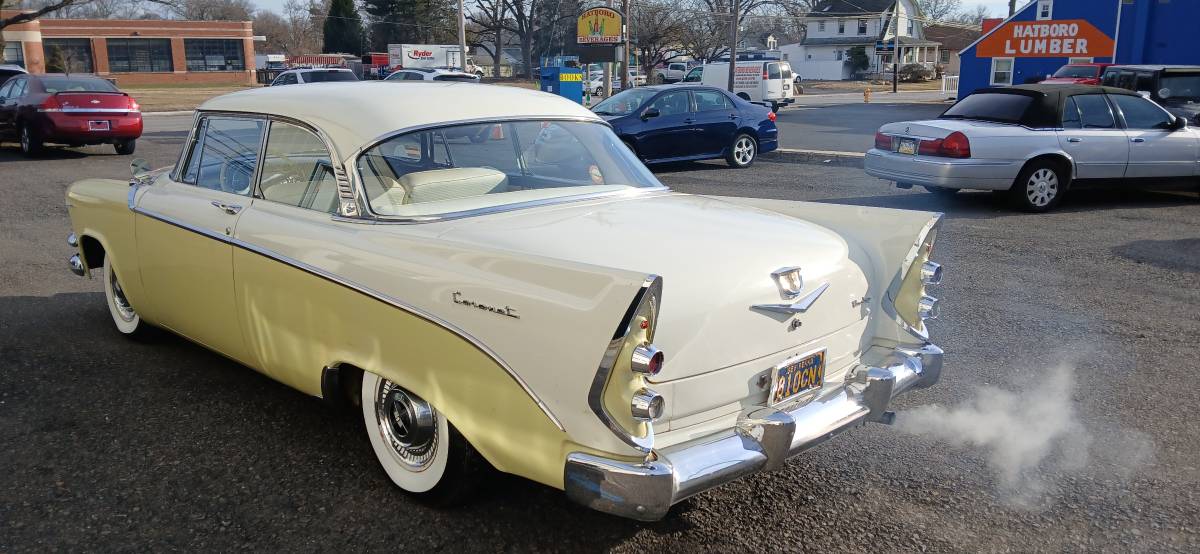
[{"left": 0, "top": 12, "right": 256, "bottom": 86}]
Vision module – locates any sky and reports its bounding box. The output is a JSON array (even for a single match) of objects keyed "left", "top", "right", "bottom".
[{"left": 252, "top": 0, "right": 1021, "bottom": 20}]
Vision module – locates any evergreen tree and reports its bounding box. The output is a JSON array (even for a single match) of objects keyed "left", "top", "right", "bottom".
[{"left": 323, "top": 0, "right": 365, "bottom": 55}]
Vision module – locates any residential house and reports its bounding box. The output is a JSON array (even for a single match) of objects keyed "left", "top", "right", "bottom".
[
  {"left": 779, "top": 0, "right": 941, "bottom": 81},
  {"left": 923, "top": 22, "right": 983, "bottom": 76}
]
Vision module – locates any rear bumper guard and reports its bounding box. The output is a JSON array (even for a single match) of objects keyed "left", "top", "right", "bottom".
[{"left": 564, "top": 343, "right": 943, "bottom": 521}]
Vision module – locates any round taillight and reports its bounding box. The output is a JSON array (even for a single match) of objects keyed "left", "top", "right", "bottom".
[
  {"left": 631, "top": 389, "right": 665, "bottom": 421},
  {"left": 767, "top": 110, "right": 777, "bottom": 122},
  {"left": 631, "top": 344, "right": 664, "bottom": 376}
]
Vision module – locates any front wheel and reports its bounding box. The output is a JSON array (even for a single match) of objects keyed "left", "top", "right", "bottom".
[
  {"left": 361, "top": 372, "right": 482, "bottom": 506},
  {"left": 1010, "top": 160, "right": 1068, "bottom": 212},
  {"left": 103, "top": 260, "right": 156, "bottom": 340},
  {"left": 726, "top": 133, "right": 757, "bottom": 168}
]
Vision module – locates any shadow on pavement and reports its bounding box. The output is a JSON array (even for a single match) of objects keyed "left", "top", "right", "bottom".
[{"left": 820, "top": 187, "right": 1198, "bottom": 219}]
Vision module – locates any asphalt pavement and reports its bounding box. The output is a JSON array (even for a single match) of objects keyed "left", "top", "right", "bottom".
[
  {"left": 1, "top": 118, "right": 1199, "bottom": 552},
  {"left": 776, "top": 100, "right": 949, "bottom": 153}
]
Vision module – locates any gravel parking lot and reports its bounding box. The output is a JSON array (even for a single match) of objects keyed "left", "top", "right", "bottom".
[{"left": 2, "top": 115, "right": 1198, "bottom": 552}]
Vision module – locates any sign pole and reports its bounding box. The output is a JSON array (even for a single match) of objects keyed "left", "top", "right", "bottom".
[
  {"left": 622, "top": 0, "right": 631, "bottom": 89},
  {"left": 727, "top": 0, "right": 740, "bottom": 93},
  {"left": 892, "top": 13, "right": 899, "bottom": 94},
  {"left": 457, "top": 0, "right": 468, "bottom": 72}
]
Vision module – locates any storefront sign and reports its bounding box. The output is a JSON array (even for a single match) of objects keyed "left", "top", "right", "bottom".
[
  {"left": 577, "top": 7, "right": 622, "bottom": 44},
  {"left": 977, "top": 19, "right": 1114, "bottom": 58}
]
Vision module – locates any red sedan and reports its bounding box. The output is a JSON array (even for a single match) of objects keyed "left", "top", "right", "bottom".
[
  {"left": 1041, "top": 62, "right": 1114, "bottom": 85},
  {"left": 0, "top": 74, "right": 142, "bottom": 157}
]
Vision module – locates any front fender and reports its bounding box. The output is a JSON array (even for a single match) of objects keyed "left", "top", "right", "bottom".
[{"left": 66, "top": 178, "right": 145, "bottom": 305}]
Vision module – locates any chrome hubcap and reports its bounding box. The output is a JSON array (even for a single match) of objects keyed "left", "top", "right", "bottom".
[
  {"left": 375, "top": 380, "right": 437, "bottom": 470},
  {"left": 734, "top": 137, "right": 755, "bottom": 165},
  {"left": 1026, "top": 168, "right": 1059, "bottom": 207},
  {"left": 20, "top": 128, "right": 29, "bottom": 151},
  {"left": 109, "top": 268, "right": 136, "bottom": 322}
]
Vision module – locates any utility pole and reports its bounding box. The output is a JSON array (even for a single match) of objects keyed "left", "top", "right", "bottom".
[
  {"left": 604, "top": 0, "right": 614, "bottom": 97},
  {"left": 457, "top": 0, "right": 468, "bottom": 71},
  {"left": 622, "top": 0, "right": 631, "bottom": 90},
  {"left": 1008, "top": 0, "right": 1017, "bottom": 16},
  {"left": 891, "top": 8, "right": 899, "bottom": 94},
  {"left": 727, "top": 0, "right": 740, "bottom": 93}
]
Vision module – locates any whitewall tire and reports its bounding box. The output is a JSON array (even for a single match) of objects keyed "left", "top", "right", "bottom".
[
  {"left": 103, "top": 261, "right": 153, "bottom": 338},
  {"left": 361, "top": 371, "right": 482, "bottom": 504}
]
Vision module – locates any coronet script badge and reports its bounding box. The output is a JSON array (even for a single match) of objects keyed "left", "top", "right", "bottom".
[{"left": 452, "top": 291, "right": 520, "bottom": 319}]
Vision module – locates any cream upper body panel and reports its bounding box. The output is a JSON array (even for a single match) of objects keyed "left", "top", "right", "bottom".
[{"left": 196, "top": 82, "right": 603, "bottom": 163}]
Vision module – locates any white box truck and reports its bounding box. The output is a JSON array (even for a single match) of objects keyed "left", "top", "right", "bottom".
[{"left": 387, "top": 44, "right": 487, "bottom": 76}]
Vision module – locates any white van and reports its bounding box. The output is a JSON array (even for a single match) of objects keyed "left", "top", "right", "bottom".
[{"left": 679, "top": 60, "right": 795, "bottom": 112}]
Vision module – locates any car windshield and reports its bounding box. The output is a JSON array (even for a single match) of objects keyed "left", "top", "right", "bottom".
[
  {"left": 1159, "top": 74, "right": 1200, "bottom": 100},
  {"left": 941, "top": 93, "right": 1034, "bottom": 123},
  {"left": 592, "top": 88, "right": 658, "bottom": 116},
  {"left": 305, "top": 70, "right": 357, "bottom": 82},
  {"left": 1052, "top": 65, "right": 1098, "bottom": 78},
  {"left": 356, "top": 120, "right": 663, "bottom": 219},
  {"left": 40, "top": 77, "right": 118, "bottom": 93}
]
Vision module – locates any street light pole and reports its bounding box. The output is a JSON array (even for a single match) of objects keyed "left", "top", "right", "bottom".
[
  {"left": 727, "top": 0, "right": 740, "bottom": 93},
  {"left": 457, "top": 0, "right": 468, "bottom": 71},
  {"left": 622, "top": 0, "right": 631, "bottom": 89}
]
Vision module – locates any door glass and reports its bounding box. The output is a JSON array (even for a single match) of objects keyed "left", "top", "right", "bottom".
[
  {"left": 683, "top": 68, "right": 702, "bottom": 82},
  {"left": 0, "top": 80, "right": 13, "bottom": 99},
  {"left": 258, "top": 121, "right": 340, "bottom": 213},
  {"left": 767, "top": 63, "right": 781, "bottom": 80},
  {"left": 1061, "top": 97, "right": 1082, "bottom": 129},
  {"left": 1073, "top": 94, "right": 1116, "bottom": 129},
  {"left": 694, "top": 90, "right": 731, "bottom": 112},
  {"left": 1111, "top": 94, "right": 1173, "bottom": 130},
  {"left": 193, "top": 117, "right": 266, "bottom": 196},
  {"left": 648, "top": 91, "right": 690, "bottom": 116}
]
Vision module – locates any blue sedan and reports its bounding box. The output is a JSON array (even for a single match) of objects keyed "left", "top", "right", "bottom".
[{"left": 591, "top": 85, "right": 778, "bottom": 168}]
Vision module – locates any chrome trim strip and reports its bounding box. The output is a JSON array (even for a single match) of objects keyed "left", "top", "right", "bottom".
[
  {"left": 588, "top": 275, "right": 661, "bottom": 453},
  {"left": 751, "top": 282, "right": 830, "bottom": 314},
  {"left": 351, "top": 115, "right": 610, "bottom": 161},
  {"left": 131, "top": 206, "right": 565, "bottom": 431},
  {"left": 39, "top": 108, "right": 139, "bottom": 113},
  {"left": 343, "top": 187, "right": 672, "bottom": 225}
]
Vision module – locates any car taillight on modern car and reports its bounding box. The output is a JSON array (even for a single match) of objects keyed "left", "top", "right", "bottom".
[
  {"left": 126, "top": 95, "right": 140, "bottom": 113},
  {"left": 767, "top": 111, "right": 776, "bottom": 122},
  {"left": 917, "top": 131, "right": 971, "bottom": 158},
  {"left": 37, "top": 96, "right": 62, "bottom": 113},
  {"left": 874, "top": 131, "right": 892, "bottom": 150}
]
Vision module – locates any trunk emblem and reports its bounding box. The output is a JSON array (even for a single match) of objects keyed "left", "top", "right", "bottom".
[
  {"left": 770, "top": 266, "right": 804, "bottom": 299},
  {"left": 752, "top": 283, "right": 830, "bottom": 315},
  {"left": 90, "top": 99, "right": 101, "bottom": 104}
]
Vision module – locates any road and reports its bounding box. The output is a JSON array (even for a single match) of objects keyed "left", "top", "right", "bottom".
[
  {"left": 776, "top": 100, "right": 949, "bottom": 153},
  {"left": 1, "top": 120, "right": 1199, "bottom": 552}
]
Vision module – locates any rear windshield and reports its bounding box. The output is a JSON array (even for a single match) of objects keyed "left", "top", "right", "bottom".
[
  {"left": 1160, "top": 74, "right": 1200, "bottom": 100},
  {"left": 1053, "top": 65, "right": 1098, "bottom": 78},
  {"left": 780, "top": 63, "right": 793, "bottom": 81},
  {"left": 941, "top": 93, "right": 1034, "bottom": 123},
  {"left": 40, "top": 77, "right": 118, "bottom": 93},
  {"left": 305, "top": 70, "right": 357, "bottom": 82}
]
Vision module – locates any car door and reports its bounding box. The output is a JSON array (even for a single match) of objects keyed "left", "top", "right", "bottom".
[
  {"left": 133, "top": 114, "right": 267, "bottom": 366},
  {"left": 633, "top": 90, "right": 695, "bottom": 161},
  {"left": 690, "top": 89, "right": 739, "bottom": 156},
  {"left": 1057, "top": 94, "right": 1129, "bottom": 179},
  {"left": 763, "top": 62, "right": 784, "bottom": 102},
  {"left": 0, "top": 79, "right": 17, "bottom": 139},
  {"left": 1109, "top": 93, "right": 1199, "bottom": 178}
]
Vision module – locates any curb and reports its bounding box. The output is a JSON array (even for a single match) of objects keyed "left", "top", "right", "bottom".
[
  {"left": 143, "top": 110, "right": 194, "bottom": 116},
  {"left": 762, "top": 148, "right": 865, "bottom": 167}
]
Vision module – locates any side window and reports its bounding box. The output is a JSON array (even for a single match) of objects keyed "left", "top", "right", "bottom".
[
  {"left": 1073, "top": 94, "right": 1116, "bottom": 129},
  {"left": 694, "top": 90, "right": 731, "bottom": 112},
  {"left": 1116, "top": 72, "right": 1136, "bottom": 90},
  {"left": 1100, "top": 70, "right": 1118, "bottom": 87},
  {"left": 1134, "top": 73, "right": 1155, "bottom": 93},
  {"left": 648, "top": 91, "right": 690, "bottom": 116},
  {"left": 258, "top": 121, "right": 339, "bottom": 213},
  {"left": 683, "top": 67, "right": 702, "bottom": 82},
  {"left": 407, "top": 72, "right": 425, "bottom": 81},
  {"left": 670, "top": 63, "right": 686, "bottom": 72},
  {"left": 0, "top": 80, "right": 13, "bottom": 99},
  {"left": 10, "top": 78, "right": 27, "bottom": 97},
  {"left": 1061, "top": 97, "right": 1081, "bottom": 129},
  {"left": 192, "top": 117, "right": 266, "bottom": 195},
  {"left": 1111, "top": 94, "right": 1173, "bottom": 130}
]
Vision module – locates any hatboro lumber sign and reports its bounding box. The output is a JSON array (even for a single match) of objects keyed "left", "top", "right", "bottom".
[{"left": 977, "top": 19, "right": 1114, "bottom": 58}]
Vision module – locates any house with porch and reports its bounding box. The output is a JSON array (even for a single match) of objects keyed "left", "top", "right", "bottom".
[{"left": 779, "top": 0, "right": 941, "bottom": 81}]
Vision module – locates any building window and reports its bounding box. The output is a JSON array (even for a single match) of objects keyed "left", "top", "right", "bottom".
[
  {"left": 838, "top": 20, "right": 845, "bottom": 34},
  {"left": 1068, "top": 57, "right": 1093, "bottom": 64},
  {"left": 836, "top": 49, "right": 844, "bottom": 61},
  {"left": 858, "top": 19, "right": 868, "bottom": 35},
  {"left": 990, "top": 57, "right": 1014, "bottom": 85},
  {"left": 907, "top": 19, "right": 914, "bottom": 35},
  {"left": 940, "top": 50, "right": 950, "bottom": 64},
  {"left": 818, "top": 21, "right": 826, "bottom": 32},
  {"left": 42, "top": 38, "right": 94, "bottom": 73},
  {"left": 1037, "top": 0, "right": 1053, "bottom": 20},
  {"left": 3, "top": 41, "right": 24, "bottom": 67},
  {"left": 106, "top": 38, "right": 173, "bottom": 73},
  {"left": 184, "top": 39, "right": 245, "bottom": 71}
]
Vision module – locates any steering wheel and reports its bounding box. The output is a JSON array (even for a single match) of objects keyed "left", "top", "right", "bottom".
[{"left": 218, "top": 157, "right": 254, "bottom": 195}]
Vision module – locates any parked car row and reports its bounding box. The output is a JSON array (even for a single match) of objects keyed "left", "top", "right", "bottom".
[{"left": 0, "top": 73, "right": 142, "bottom": 157}]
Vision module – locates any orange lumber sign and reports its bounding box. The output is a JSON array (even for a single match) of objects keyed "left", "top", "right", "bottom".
[
  {"left": 577, "top": 7, "right": 622, "bottom": 44},
  {"left": 977, "top": 19, "right": 1113, "bottom": 58}
]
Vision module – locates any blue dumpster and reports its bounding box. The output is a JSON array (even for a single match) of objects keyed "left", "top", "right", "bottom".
[{"left": 539, "top": 67, "right": 584, "bottom": 105}]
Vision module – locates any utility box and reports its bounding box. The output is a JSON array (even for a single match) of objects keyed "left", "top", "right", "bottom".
[{"left": 539, "top": 67, "right": 584, "bottom": 104}]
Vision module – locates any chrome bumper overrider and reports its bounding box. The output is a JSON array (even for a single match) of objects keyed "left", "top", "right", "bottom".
[{"left": 564, "top": 343, "right": 943, "bottom": 521}]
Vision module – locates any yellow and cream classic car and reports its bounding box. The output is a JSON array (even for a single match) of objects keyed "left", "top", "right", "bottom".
[{"left": 65, "top": 82, "right": 945, "bottom": 521}]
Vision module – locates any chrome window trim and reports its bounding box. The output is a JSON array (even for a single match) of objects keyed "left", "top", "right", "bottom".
[
  {"left": 588, "top": 275, "right": 661, "bottom": 453},
  {"left": 130, "top": 204, "right": 565, "bottom": 432}
]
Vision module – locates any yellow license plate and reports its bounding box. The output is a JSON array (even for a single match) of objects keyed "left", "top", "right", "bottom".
[
  {"left": 769, "top": 350, "right": 826, "bottom": 405},
  {"left": 898, "top": 139, "right": 917, "bottom": 155}
]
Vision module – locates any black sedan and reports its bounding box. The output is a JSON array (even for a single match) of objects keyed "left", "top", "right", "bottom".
[{"left": 591, "top": 85, "right": 778, "bottom": 168}]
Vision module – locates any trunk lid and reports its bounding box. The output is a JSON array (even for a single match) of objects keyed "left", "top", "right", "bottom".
[
  {"left": 53, "top": 92, "right": 133, "bottom": 114},
  {"left": 431, "top": 193, "right": 871, "bottom": 382},
  {"left": 878, "top": 118, "right": 1011, "bottom": 141}
]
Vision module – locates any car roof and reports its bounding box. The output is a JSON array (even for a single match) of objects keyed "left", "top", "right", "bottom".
[
  {"left": 987, "top": 84, "right": 1140, "bottom": 96},
  {"left": 1062, "top": 62, "right": 1112, "bottom": 67},
  {"left": 198, "top": 82, "right": 600, "bottom": 160},
  {"left": 1105, "top": 65, "right": 1200, "bottom": 72}
]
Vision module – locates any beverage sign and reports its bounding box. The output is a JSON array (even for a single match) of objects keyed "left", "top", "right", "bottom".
[
  {"left": 976, "top": 19, "right": 1113, "bottom": 58},
  {"left": 577, "top": 7, "right": 622, "bottom": 44}
]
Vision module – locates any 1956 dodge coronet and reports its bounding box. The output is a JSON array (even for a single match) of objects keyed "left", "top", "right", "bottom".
[{"left": 65, "top": 82, "right": 945, "bottom": 521}]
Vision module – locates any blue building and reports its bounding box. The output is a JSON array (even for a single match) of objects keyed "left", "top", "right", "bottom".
[{"left": 957, "top": 0, "right": 1200, "bottom": 98}]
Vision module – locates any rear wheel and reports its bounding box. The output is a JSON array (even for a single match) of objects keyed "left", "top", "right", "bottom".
[
  {"left": 726, "top": 133, "right": 757, "bottom": 168},
  {"left": 361, "top": 372, "right": 483, "bottom": 506},
  {"left": 19, "top": 124, "right": 44, "bottom": 157},
  {"left": 114, "top": 139, "right": 136, "bottom": 155},
  {"left": 1010, "top": 160, "right": 1068, "bottom": 212}
]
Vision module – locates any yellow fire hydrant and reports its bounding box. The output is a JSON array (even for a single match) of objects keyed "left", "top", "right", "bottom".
[{"left": 864, "top": 87, "right": 872, "bottom": 103}]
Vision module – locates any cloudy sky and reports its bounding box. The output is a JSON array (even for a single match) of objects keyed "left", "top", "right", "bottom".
[{"left": 252, "top": 0, "right": 1022, "bottom": 21}]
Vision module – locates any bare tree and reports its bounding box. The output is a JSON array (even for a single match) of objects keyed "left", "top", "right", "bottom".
[
  {"left": 499, "top": 0, "right": 542, "bottom": 78},
  {"left": 917, "top": 0, "right": 963, "bottom": 21},
  {"left": 630, "top": 1, "right": 685, "bottom": 77},
  {"left": 949, "top": 4, "right": 989, "bottom": 25},
  {"left": 171, "top": 0, "right": 255, "bottom": 21},
  {"left": 467, "top": 0, "right": 507, "bottom": 77}
]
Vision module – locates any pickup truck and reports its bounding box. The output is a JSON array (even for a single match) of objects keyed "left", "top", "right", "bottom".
[{"left": 653, "top": 62, "right": 689, "bottom": 84}]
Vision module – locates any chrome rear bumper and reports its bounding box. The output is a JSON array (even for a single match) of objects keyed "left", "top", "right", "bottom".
[{"left": 564, "top": 343, "right": 943, "bottom": 521}]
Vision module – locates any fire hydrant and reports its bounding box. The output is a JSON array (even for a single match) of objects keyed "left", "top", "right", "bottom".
[{"left": 864, "top": 87, "right": 872, "bottom": 103}]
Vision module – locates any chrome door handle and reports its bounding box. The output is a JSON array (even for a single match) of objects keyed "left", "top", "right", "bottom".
[
  {"left": 1130, "top": 137, "right": 1146, "bottom": 143},
  {"left": 1067, "top": 137, "right": 1082, "bottom": 143},
  {"left": 210, "top": 201, "right": 243, "bottom": 215}
]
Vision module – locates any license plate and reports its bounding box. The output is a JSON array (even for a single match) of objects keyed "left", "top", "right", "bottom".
[
  {"left": 88, "top": 120, "right": 110, "bottom": 131},
  {"left": 898, "top": 139, "right": 917, "bottom": 155},
  {"left": 769, "top": 349, "right": 827, "bottom": 405}
]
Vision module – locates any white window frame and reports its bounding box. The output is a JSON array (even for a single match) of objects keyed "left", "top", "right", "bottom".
[
  {"left": 818, "top": 21, "right": 826, "bottom": 32},
  {"left": 1068, "top": 57, "right": 1093, "bottom": 64},
  {"left": 990, "top": 57, "right": 1014, "bottom": 86},
  {"left": 1037, "top": 0, "right": 1053, "bottom": 20}
]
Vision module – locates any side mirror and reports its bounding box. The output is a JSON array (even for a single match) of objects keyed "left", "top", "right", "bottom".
[
  {"left": 1170, "top": 116, "right": 1188, "bottom": 131},
  {"left": 130, "top": 158, "right": 152, "bottom": 185},
  {"left": 641, "top": 107, "right": 660, "bottom": 120}
]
